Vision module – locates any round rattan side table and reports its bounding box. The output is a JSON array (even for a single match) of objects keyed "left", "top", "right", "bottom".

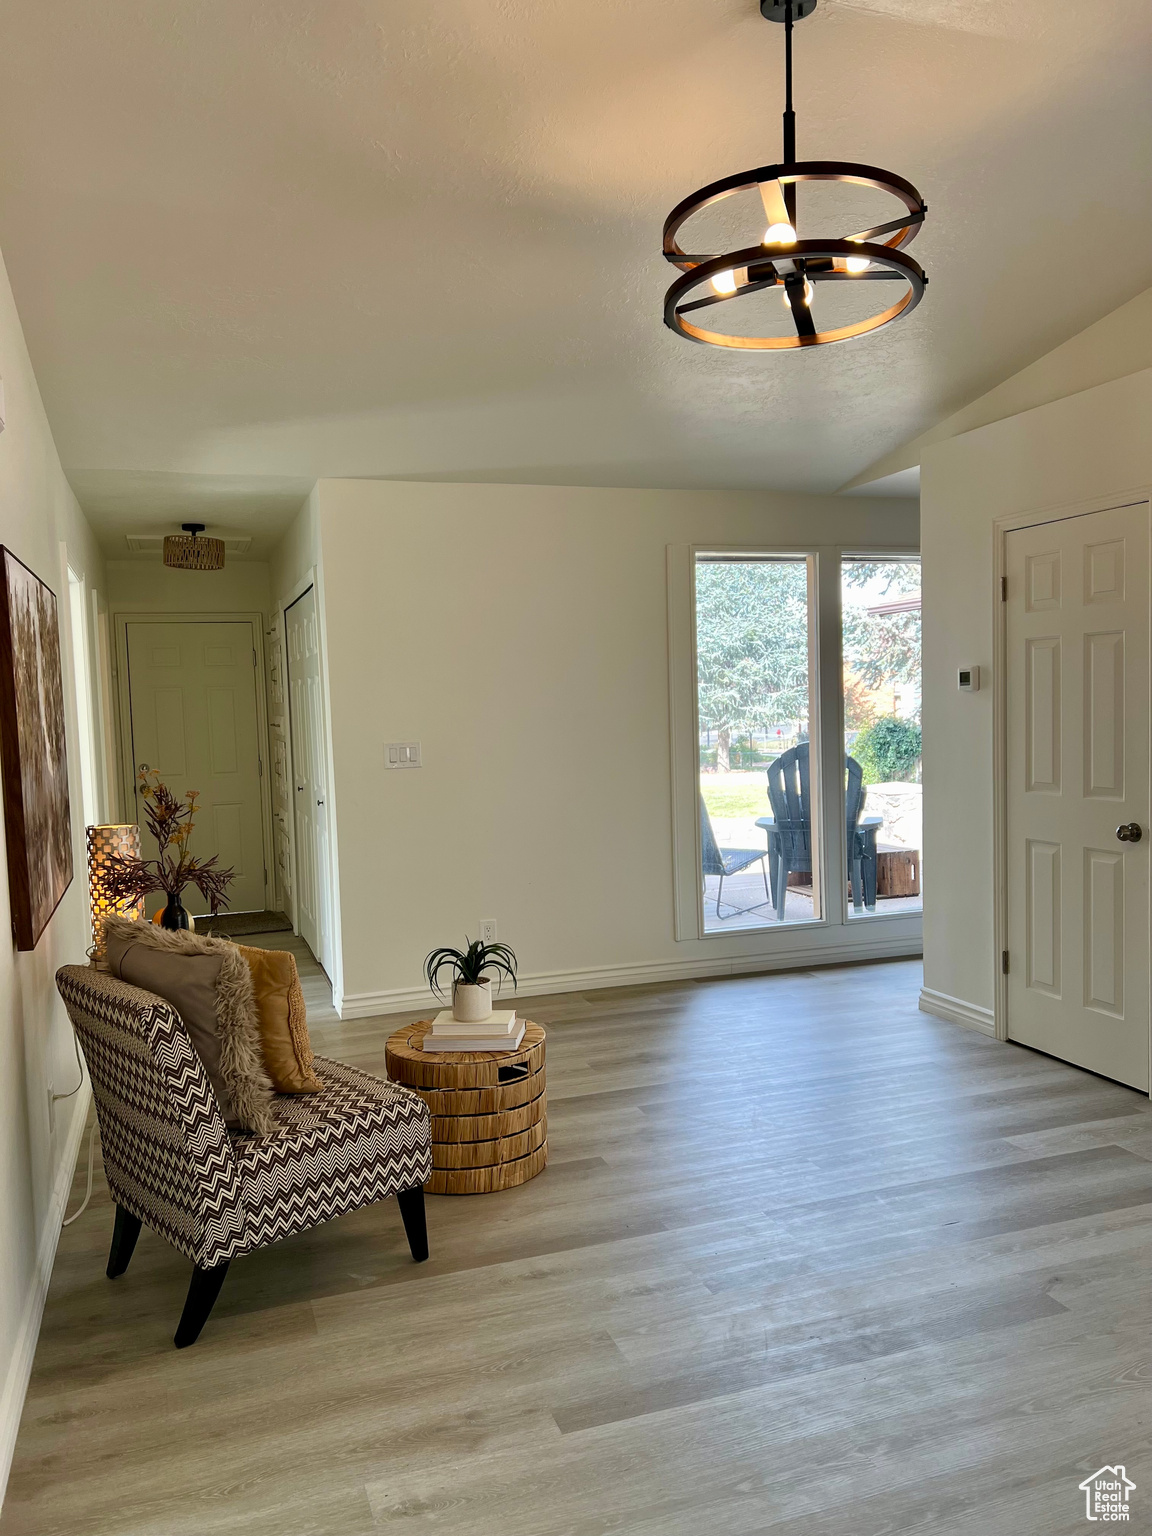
[{"left": 384, "top": 1021, "right": 547, "bottom": 1195}]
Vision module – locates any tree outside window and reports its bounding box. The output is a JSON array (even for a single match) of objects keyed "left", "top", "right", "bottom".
[{"left": 695, "top": 560, "right": 810, "bottom": 774}]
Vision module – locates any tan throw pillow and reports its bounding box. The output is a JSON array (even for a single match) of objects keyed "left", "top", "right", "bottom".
[
  {"left": 236, "top": 945, "right": 322, "bottom": 1093},
  {"left": 103, "top": 915, "right": 275, "bottom": 1135}
]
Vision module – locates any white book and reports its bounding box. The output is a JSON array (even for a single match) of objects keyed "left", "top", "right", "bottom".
[
  {"left": 429, "top": 1008, "right": 517, "bottom": 1036},
  {"left": 423, "top": 1023, "right": 526, "bottom": 1053}
]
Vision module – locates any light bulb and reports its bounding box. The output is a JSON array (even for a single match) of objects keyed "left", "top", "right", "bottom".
[
  {"left": 845, "top": 237, "right": 870, "bottom": 274},
  {"left": 783, "top": 279, "right": 814, "bottom": 308},
  {"left": 711, "top": 269, "right": 738, "bottom": 296},
  {"left": 763, "top": 222, "right": 797, "bottom": 246}
]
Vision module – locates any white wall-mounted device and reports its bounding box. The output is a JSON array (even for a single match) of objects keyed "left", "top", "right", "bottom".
[
  {"left": 385, "top": 741, "right": 421, "bottom": 768},
  {"left": 957, "top": 667, "right": 980, "bottom": 692}
]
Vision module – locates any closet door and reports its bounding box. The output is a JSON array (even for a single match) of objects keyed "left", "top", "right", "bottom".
[
  {"left": 285, "top": 588, "right": 331, "bottom": 972},
  {"left": 1005, "top": 502, "right": 1150, "bottom": 1089}
]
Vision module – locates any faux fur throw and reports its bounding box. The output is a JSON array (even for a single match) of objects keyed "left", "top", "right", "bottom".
[{"left": 103, "top": 915, "right": 276, "bottom": 1135}]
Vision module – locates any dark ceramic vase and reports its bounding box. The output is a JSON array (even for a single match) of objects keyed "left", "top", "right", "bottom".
[{"left": 160, "top": 891, "right": 191, "bottom": 930}]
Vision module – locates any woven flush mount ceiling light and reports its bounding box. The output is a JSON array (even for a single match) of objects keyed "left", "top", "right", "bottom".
[
  {"left": 662, "top": 0, "right": 927, "bottom": 350},
  {"left": 163, "top": 523, "right": 225, "bottom": 570}
]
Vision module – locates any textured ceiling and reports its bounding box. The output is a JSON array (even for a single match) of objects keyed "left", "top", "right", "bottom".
[{"left": 0, "top": 0, "right": 1148, "bottom": 546}]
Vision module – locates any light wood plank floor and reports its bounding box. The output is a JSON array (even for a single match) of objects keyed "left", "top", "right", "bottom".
[{"left": 4, "top": 960, "right": 1150, "bottom": 1536}]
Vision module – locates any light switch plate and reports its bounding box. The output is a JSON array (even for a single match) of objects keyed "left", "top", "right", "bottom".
[{"left": 385, "top": 741, "right": 421, "bottom": 768}]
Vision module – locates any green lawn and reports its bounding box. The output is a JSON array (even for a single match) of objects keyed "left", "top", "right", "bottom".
[{"left": 700, "top": 772, "right": 771, "bottom": 819}]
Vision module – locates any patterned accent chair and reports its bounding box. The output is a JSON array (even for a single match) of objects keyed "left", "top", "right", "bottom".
[{"left": 56, "top": 965, "right": 433, "bottom": 1347}]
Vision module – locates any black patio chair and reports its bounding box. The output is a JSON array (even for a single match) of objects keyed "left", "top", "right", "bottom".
[
  {"left": 699, "top": 794, "right": 772, "bottom": 919},
  {"left": 764, "top": 744, "right": 877, "bottom": 919}
]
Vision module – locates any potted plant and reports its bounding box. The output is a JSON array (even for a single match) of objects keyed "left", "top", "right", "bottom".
[
  {"left": 101, "top": 768, "right": 236, "bottom": 929},
  {"left": 424, "top": 938, "right": 518, "bottom": 1022}
]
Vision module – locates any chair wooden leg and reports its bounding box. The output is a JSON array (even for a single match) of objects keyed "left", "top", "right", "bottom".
[
  {"left": 775, "top": 859, "right": 789, "bottom": 920},
  {"left": 715, "top": 873, "right": 724, "bottom": 916},
  {"left": 106, "top": 1205, "right": 142, "bottom": 1279},
  {"left": 174, "top": 1261, "right": 230, "bottom": 1349},
  {"left": 396, "top": 1185, "right": 429, "bottom": 1263},
  {"left": 760, "top": 857, "right": 772, "bottom": 906},
  {"left": 851, "top": 854, "right": 863, "bottom": 912}
]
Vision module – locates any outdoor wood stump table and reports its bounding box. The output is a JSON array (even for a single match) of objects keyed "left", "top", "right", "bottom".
[{"left": 384, "top": 1021, "right": 547, "bottom": 1194}]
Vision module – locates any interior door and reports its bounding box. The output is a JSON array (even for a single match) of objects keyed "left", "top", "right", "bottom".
[
  {"left": 125, "top": 620, "right": 267, "bottom": 915},
  {"left": 266, "top": 624, "right": 294, "bottom": 920},
  {"left": 285, "top": 589, "right": 330, "bottom": 972},
  {"left": 1005, "top": 502, "right": 1150, "bottom": 1089}
]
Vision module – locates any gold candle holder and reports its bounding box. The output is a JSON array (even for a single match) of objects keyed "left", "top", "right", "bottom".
[{"left": 86, "top": 824, "right": 144, "bottom": 964}]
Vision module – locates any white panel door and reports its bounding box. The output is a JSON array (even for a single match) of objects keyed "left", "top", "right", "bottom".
[
  {"left": 1005, "top": 503, "right": 1150, "bottom": 1089},
  {"left": 285, "top": 589, "right": 331, "bottom": 973},
  {"left": 266, "top": 626, "right": 294, "bottom": 919},
  {"left": 126, "top": 620, "right": 267, "bottom": 915}
]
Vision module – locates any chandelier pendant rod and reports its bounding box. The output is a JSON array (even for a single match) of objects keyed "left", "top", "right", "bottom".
[{"left": 782, "top": 2, "right": 797, "bottom": 225}]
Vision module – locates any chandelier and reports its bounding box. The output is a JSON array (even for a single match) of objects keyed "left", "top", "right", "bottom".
[
  {"left": 662, "top": 0, "right": 927, "bottom": 350},
  {"left": 163, "top": 523, "right": 225, "bottom": 571}
]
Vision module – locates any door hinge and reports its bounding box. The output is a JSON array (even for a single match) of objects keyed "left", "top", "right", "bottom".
[
  {"left": 1002, "top": 949, "right": 1010, "bottom": 974},
  {"left": 1000, "top": 575, "right": 1007, "bottom": 601},
  {"left": 258, "top": 757, "right": 263, "bottom": 777}
]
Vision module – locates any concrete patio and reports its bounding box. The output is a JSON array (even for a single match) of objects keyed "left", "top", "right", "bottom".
[{"left": 704, "top": 779, "right": 923, "bottom": 930}]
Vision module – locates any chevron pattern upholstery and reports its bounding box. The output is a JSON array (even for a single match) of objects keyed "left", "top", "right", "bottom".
[
  {"left": 233, "top": 1057, "right": 432, "bottom": 1252},
  {"left": 56, "top": 965, "right": 432, "bottom": 1269}
]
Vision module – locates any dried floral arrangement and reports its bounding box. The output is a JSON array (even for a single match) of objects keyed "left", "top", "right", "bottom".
[{"left": 101, "top": 768, "right": 236, "bottom": 915}]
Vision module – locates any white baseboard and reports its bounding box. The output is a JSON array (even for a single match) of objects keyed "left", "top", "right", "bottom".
[
  {"left": 919, "top": 986, "right": 996, "bottom": 1037},
  {"left": 336, "top": 937, "right": 923, "bottom": 1019},
  {"left": 0, "top": 1083, "right": 92, "bottom": 1508}
]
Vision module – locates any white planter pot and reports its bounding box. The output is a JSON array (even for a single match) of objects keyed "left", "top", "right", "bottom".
[{"left": 452, "top": 980, "right": 493, "bottom": 1022}]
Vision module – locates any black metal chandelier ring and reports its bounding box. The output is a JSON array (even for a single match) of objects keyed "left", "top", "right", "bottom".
[
  {"left": 664, "top": 237, "right": 925, "bottom": 350},
  {"left": 661, "top": 0, "right": 928, "bottom": 352},
  {"left": 663, "top": 159, "right": 926, "bottom": 270}
]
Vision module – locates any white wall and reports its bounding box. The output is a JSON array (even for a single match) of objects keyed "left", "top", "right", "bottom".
[
  {"left": 0, "top": 250, "right": 105, "bottom": 1499},
  {"left": 308, "top": 479, "right": 919, "bottom": 1013},
  {"left": 847, "top": 287, "right": 1152, "bottom": 491},
  {"left": 920, "top": 365, "right": 1152, "bottom": 1024},
  {"left": 106, "top": 557, "right": 271, "bottom": 618},
  {"left": 270, "top": 490, "right": 320, "bottom": 609}
]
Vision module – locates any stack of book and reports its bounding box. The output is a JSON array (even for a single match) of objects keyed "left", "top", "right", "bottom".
[{"left": 421, "top": 1009, "right": 525, "bottom": 1052}]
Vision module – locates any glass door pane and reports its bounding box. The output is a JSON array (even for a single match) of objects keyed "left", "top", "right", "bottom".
[
  {"left": 841, "top": 558, "right": 922, "bottom": 918},
  {"left": 695, "top": 555, "right": 819, "bottom": 931}
]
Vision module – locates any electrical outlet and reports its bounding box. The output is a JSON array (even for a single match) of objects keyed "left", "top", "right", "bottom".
[{"left": 479, "top": 919, "right": 497, "bottom": 945}]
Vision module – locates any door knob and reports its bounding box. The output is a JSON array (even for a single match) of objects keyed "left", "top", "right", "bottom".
[{"left": 1116, "top": 822, "right": 1143, "bottom": 843}]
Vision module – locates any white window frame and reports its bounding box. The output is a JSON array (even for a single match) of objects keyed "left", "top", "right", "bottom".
[{"left": 668, "top": 541, "right": 923, "bottom": 964}]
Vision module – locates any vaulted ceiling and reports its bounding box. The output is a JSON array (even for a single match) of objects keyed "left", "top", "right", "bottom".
[{"left": 0, "top": 0, "right": 1148, "bottom": 545}]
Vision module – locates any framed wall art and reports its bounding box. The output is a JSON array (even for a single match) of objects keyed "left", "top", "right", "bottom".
[{"left": 0, "top": 546, "right": 73, "bottom": 948}]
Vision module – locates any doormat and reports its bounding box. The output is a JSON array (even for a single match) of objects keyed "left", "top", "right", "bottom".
[{"left": 204, "top": 910, "right": 292, "bottom": 937}]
